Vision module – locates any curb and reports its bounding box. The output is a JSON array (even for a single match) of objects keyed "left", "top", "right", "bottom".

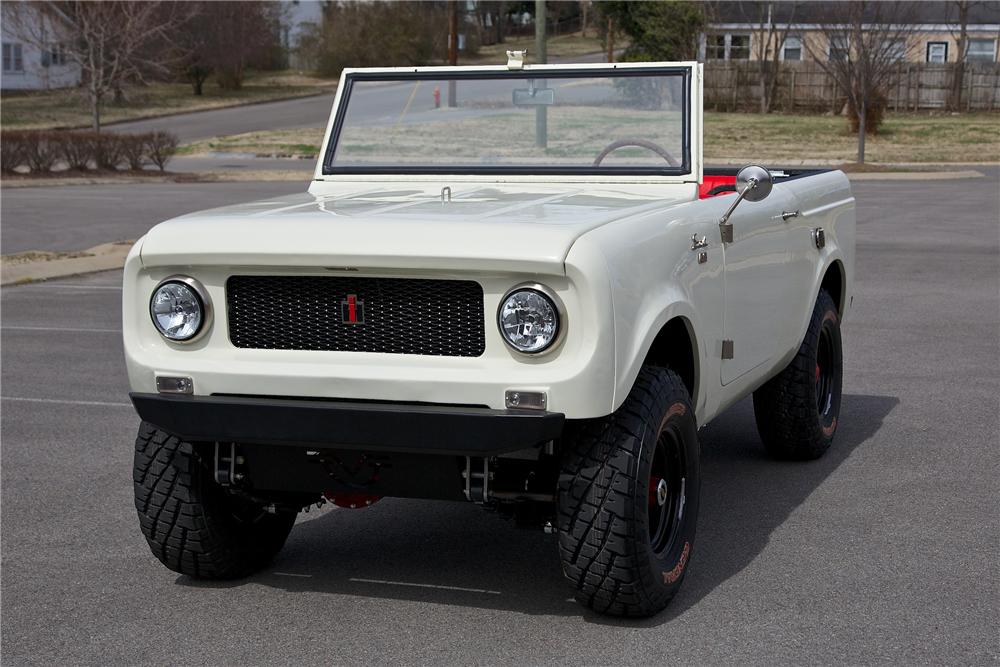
[
  {"left": 1, "top": 242, "right": 133, "bottom": 285},
  {"left": 845, "top": 169, "right": 984, "bottom": 180}
]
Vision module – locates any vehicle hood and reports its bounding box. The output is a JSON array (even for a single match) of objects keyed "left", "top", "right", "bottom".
[{"left": 139, "top": 185, "right": 692, "bottom": 274}]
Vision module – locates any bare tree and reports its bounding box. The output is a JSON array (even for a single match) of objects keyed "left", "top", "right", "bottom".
[
  {"left": 740, "top": 1, "right": 798, "bottom": 114},
  {"left": 947, "top": 0, "right": 982, "bottom": 111},
  {"left": 307, "top": 2, "right": 446, "bottom": 77},
  {"left": 803, "top": 1, "right": 917, "bottom": 163},
  {"left": 6, "top": 1, "right": 185, "bottom": 132},
  {"left": 167, "top": 2, "right": 283, "bottom": 95}
]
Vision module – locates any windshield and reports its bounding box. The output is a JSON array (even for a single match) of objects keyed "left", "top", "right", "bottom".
[{"left": 323, "top": 67, "right": 690, "bottom": 176}]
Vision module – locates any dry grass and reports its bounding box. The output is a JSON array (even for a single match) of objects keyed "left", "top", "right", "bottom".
[
  {"left": 464, "top": 30, "right": 612, "bottom": 65},
  {"left": 179, "top": 128, "right": 327, "bottom": 158},
  {"left": 704, "top": 112, "right": 1000, "bottom": 163},
  {"left": 178, "top": 110, "right": 1000, "bottom": 165},
  {"left": 1, "top": 71, "right": 336, "bottom": 131}
]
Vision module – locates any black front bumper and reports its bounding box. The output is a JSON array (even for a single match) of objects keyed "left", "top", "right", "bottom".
[{"left": 130, "top": 393, "right": 565, "bottom": 456}]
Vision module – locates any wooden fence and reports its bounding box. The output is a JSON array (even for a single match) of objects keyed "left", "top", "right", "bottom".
[{"left": 704, "top": 61, "right": 1000, "bottom": 112}]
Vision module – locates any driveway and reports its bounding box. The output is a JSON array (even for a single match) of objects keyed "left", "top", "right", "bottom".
[
  {"left": 1, "top": 173, "right": 997, "bottom": 663},
  {"left": 0, "top": 181, "right": 306, "bottom": 254}
]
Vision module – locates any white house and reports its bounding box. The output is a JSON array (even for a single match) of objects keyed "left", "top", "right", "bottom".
[
  {"left": 280, "top": 0, "right": 323, "bottom": 70},
  {"left": 1, "top": 2, "right": 81, "bottom": 91}
]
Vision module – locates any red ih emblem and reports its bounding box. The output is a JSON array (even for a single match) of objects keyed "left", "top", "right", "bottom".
[{"left": 341, "top": 294, "right": 365, "bottom": 324}]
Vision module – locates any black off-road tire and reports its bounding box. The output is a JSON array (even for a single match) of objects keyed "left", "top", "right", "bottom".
[
  {"left": 556, "top": 367, "right": 700, "bottom": 617},
  {"left": 753, "top": 288, "right": 843, "bottom": 460},
  {"left": 133, "top": 423, "right": 297, "bottom": 579}
]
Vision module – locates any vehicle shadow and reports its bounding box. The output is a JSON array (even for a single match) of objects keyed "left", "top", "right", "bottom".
[{"left": 177, "top": 393, "right": 898, "bottom": 623}]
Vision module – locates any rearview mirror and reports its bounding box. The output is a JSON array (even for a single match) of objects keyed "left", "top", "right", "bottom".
[{"left": 513, "top": 87, "right": 554, "bottom": 107}]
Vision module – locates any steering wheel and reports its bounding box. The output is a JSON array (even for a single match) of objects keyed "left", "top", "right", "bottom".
[{"left": 593, "top": 138, "right": 680, "bottom": 168}]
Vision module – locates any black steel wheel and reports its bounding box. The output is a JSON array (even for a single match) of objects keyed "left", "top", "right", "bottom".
[
  {"left": 557, "top": 366, "right": 701, "bottom": 617},
  {"left": 753, "top": 288, "right": 843, "bottom": 460},
  {"left": 647, "top": 425, "right": 687, "bottom": 558}
]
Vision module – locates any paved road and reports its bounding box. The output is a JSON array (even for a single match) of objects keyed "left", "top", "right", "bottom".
[
  {"left": 0, "top": 181, "right": 306, "bottom": 254},
  {"left": 106, "top": 52, "right": 615, "bottom": 143},
  {"left": 106, "top": 94, "right": 338, "bottom": 144},
  {"left": 2, "top": 175, "right": 998, "bottom": 664}
]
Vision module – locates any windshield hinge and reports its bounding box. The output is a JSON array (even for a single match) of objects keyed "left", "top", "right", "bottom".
[{"left": 506, "top": 50, "right": 526, "bottom": 70}]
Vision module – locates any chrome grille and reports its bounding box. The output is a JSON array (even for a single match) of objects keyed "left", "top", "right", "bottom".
[{"left": 226, "top": 275, "right": 485, "bottom": 357}]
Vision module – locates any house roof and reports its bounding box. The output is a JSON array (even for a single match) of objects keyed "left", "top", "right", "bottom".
[{"left": 706, "top": 1, "right": 1000, "bottom": 27}]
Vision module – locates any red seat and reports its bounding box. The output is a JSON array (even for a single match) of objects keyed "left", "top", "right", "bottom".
[{"left": 699, "top": 175, "right": 737, "bottom": 199}]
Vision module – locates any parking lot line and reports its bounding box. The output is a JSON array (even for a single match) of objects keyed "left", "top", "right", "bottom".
[
  {"left": 1, "top": 396, "right": 132, "bottom": 408},
  {"left": 349, "top": 577, "right": 502, "bottom": 595},
  {"left": 18, "top": 284, "right": 122, "bottom": 291},
  {"left": 1, "top": 326, "right": 120, "bottom": 333}
]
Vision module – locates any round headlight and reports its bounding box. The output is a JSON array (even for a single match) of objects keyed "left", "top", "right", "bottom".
[
  {"left": 498, "top": 286, "right": 560, "bottom": 354},
  {"left": 150, "top": 278, "right": 206, "bottom": 342}
]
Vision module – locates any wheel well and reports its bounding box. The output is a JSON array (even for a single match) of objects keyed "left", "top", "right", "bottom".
[
  {"left": 821, "top": 260, "right": 845, "bottom": 314},
  {"left": 642, "top": 318, "right": 696, "bottom": 399}
]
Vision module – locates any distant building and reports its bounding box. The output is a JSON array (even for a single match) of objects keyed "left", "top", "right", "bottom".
[
  {"left": 1, "top": 1, "right": 81, "bottom": 91},
  {"left": 280, "top": 0, "right": 323, "bottom": 70},
  {"left": 700, "top": 1, "right": 1000, "bottom": 65}
]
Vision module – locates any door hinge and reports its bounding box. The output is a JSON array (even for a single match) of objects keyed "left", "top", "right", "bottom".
[
  {"left": 719, "top": 222, "right": 733, "bottom": 244},
  {"left": 721, "top": 339, "right": 734, "bottom": 360}
]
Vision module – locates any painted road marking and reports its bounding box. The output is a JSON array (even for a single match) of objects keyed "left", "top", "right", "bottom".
[
  {"left": 349, "top": 577, "right": 501, "bottom": 595},
  {"left": 2, "top": 396, "right": 132, "bottom": 408}
]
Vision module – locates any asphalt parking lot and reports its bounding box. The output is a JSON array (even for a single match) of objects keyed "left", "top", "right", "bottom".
[{"left": 2, "top": 173, "right": 998, "bottom": 664}]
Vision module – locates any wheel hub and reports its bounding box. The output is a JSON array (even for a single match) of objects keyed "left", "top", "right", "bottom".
[{"left": 656, "top": 478, "right": 669, "bottom": 507}]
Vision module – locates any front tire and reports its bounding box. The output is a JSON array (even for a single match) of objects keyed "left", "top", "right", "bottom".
[
  {"left": 753, "top": 288, "right": 843, "bottom": 460},
  {"left": 133, "top": 423, "right": 296, "bottom": 579},
  {"left": 556, "top": 367, "right": 700, "bottom": 617}
]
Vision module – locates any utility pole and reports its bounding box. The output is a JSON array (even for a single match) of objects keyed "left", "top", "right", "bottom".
[
  {"left": 535, "top": 0, "right": 547, "bottom": 148},
  {"left": 607, "top": 16, "right": 614, "bottom": 63},
  {"left": 448, "top": 0, "right": 458, "bottom": 107}
]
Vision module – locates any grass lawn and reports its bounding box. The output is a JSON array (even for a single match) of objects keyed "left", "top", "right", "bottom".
[
  {"left": 0, "top": 71, "right": 336, "bottom": 130},
  {"left": 705, "top": 112, "right": 1000, "bottom": 164},
  {"left": 179, "top": 111, "right": 1000, "bottom": 165}
]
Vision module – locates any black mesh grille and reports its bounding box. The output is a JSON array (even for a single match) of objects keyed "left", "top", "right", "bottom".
[{"left": 226, "top": 275, "right": 485, "bottom": 357}]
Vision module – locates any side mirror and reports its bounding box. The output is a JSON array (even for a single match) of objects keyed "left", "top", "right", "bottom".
[
  {"left": 718, "top": 164, "right": 773, "bottom": 242},
  {"left": 735, "top": 164, "right": 773, "bottom": 202}
]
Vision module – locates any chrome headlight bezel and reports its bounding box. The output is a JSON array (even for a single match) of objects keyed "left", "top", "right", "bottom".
[
  {"left": 149, "top": 275, "right": 212, "bottom": 344},
  {"left": 497, "top": 283, "right": 564, "bottom": 355}
]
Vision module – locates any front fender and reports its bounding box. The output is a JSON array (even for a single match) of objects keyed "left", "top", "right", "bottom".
[{"left": 568, "top": 196, "right": 726, "bottom": 423}]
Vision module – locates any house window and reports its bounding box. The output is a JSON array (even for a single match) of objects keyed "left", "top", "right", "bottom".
[
  {"left": 926, "top": 42, "right": 948, "bottom": 63},
  {"left": 2, "top": 42, "right": 24, "bottom": 73},
  {"left": 706, "top": 35, "right": 726, "bottom": 60},
  {"left": 782, "top": 35, "right": 802, "bottom": 61},
  {"left": 705, "top": 33, "right": 750, "bottom": 61},
  {"left": 829, "top": 35, "right": 850, "bottom": 62},
  {"left": 885, "top": 39, "right": 907, "bottom": 62},
  {"left": 729, "top": 34, "right": 750, "bottom": 60},
  {"left": 49, "top": 43, "right": 67, "bottom": 66},
  {"left": 966, "top": 38, "right": 996, "bottom": 62}
]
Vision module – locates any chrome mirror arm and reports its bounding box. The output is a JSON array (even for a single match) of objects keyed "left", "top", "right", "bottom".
[
  {"left": 717, "top": 164, "right": 774, "bottom": 244},
  {"left": 718, "top": 177, "right": 758, "bottom": 227}
]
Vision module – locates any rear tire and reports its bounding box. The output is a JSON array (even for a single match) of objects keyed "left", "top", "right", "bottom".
[
  {"left": 753, "top": 288, "right": 843, "bottom": 460},
  {"left": 133, "top": 423, "right": 296, "bottom": 579},
  {"left": 556, "top": 367, "right": 700, "bottom": 617}
]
